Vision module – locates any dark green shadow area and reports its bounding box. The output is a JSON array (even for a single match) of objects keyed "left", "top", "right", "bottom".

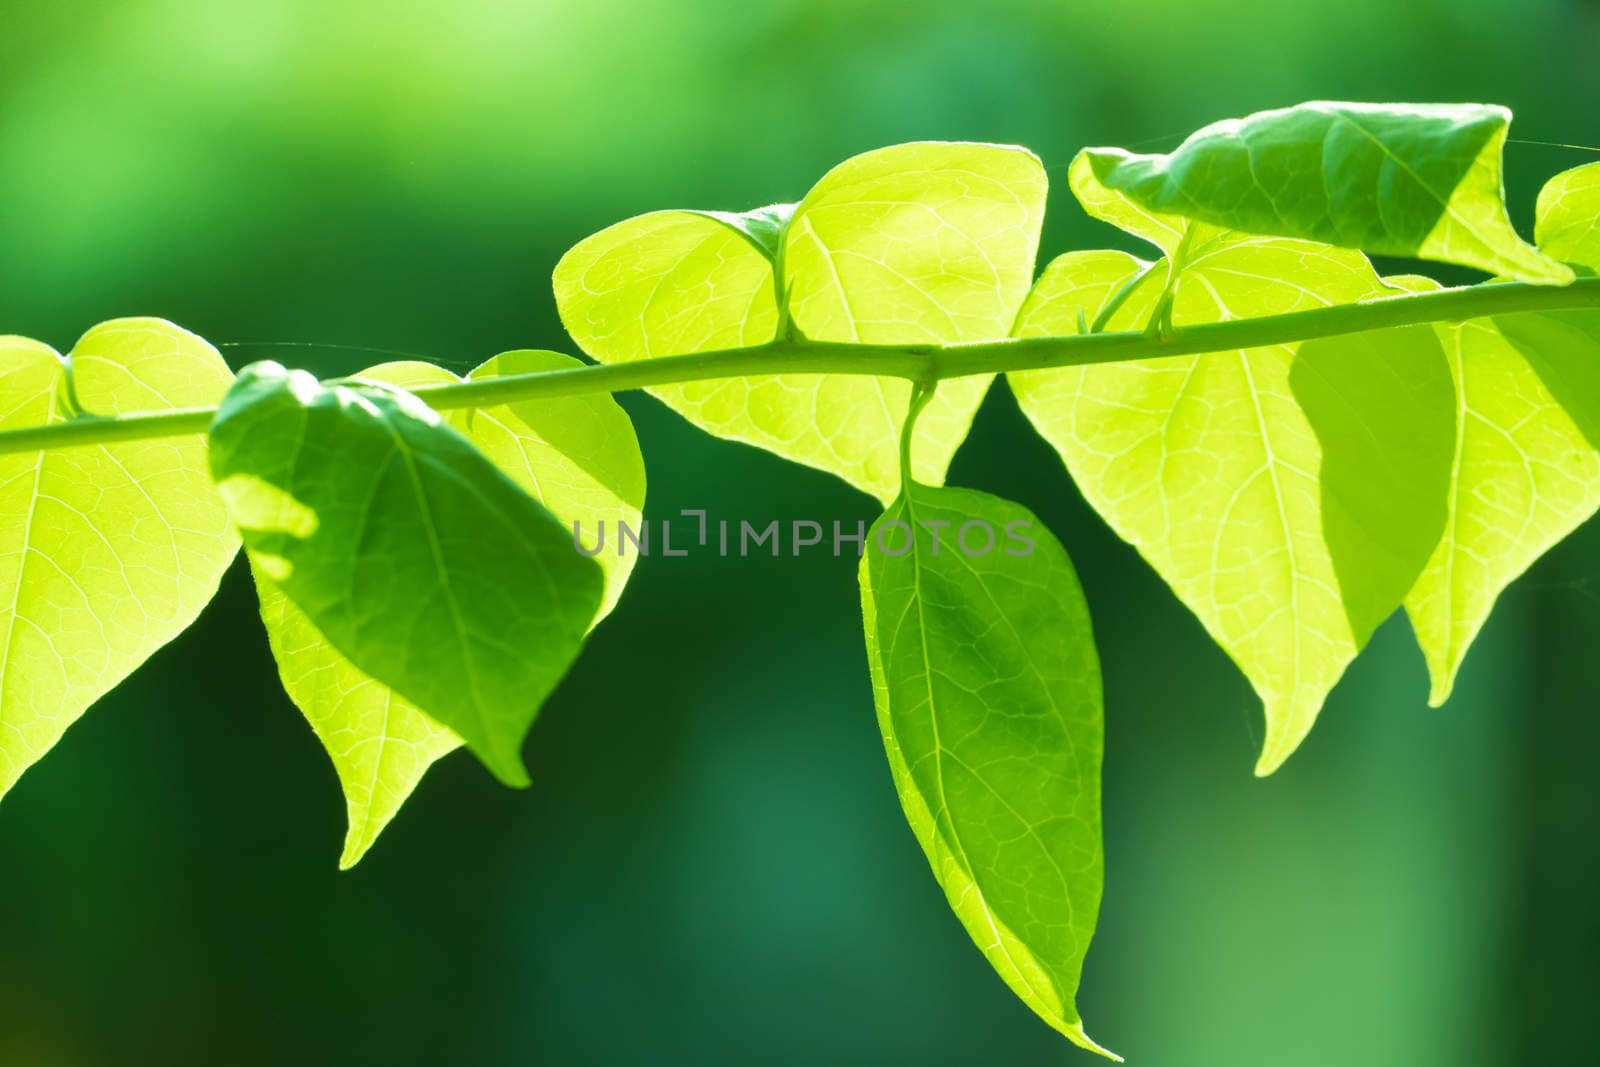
[{"left": 1291, "top": 324, "right": 1455, "bottom": 645}]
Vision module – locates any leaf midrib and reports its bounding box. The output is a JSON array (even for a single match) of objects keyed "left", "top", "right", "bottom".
[{"left": 898, "top": 488, "right": 1060, "bottom": 1019}]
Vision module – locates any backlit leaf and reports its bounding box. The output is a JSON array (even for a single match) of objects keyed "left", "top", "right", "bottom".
[
  {"left": 1073, "top": 102, "right": 1572, "bottom": 283},
  {"left": 554, "top": 142, "right": 1047, "bottom": 500},
  {"left": 1535, "top": 160, "right": 1600, "bottom": 271},
  {"left": 0, "top": 319, "right": 237, "bottom": 799},
  {"left": 255, "top": 583, "right": 462, "bottom": 868},
  {"left": 1397, "top": 300, "right": 1600, "bottom": 704},
  {"left": 1011, "top": 234, "right": 1455, "bottom": 772},
  {"left": 859, "top": 482, "right": 1113, "bottom": 1059},
  {"left": 463, "top": 350, "right": 647, "bottom": 623},
  {"left": 210, "top": 361, "right": 604, "bottom": 788},
  {"left": 249, "top": 362, "right": 465, "bottom": 869},
  {"left": 692, "top": 203, "right": 795, "bottom": 263},
  {"left": 246, "top": 353, "right": 650, "bottom": 865},
  {"left": 1399, "top": 164, "right": 1600, "bottom": 701}
]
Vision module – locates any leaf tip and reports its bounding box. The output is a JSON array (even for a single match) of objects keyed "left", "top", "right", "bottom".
[
  {"left": 1063, "top": 1021, "right": 1123, "bottom": 1062},
  {"left": 1252, "top": 738, "right": 1296, "bottom": 778},
  {"left": 1419, "top": 640, "right": 1463, "bottom": 709},
  {"left": 1252, "top": 697, "right": 1324, "bottom": 776},
  {"left": 337, "top": 831, "right": 374, "bottom": 871},
  {"left": 485, "top": 754, "right": 533, "bottom": 790}
]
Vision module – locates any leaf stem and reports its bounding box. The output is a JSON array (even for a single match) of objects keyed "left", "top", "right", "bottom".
[
  {"left": 898, "top": 380, "right": 938, "bottom": 491},
  {"left": 5, "top": 277, "right": 1600, "bottom": 455},
  {"left": 1089, "top": 260, "right": 1159, "bottom": 333}
]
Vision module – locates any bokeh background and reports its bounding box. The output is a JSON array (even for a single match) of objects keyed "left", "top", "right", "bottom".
[{"left": 2, "top": 1, "right": 1597, "bottom": 1064}]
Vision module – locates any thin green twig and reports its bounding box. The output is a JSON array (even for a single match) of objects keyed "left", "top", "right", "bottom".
[{"left": 3, "top": 276, "right": 1598, "bottom": 455}]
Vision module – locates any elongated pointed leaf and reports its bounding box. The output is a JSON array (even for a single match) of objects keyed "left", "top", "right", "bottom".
[
  {"left": 211, "top": 361, "right": 604, "bottom": 788},
  {"left": 1074, "top": 102, "right": 1571, "bottom": 283},
  {"left": 1011, "top": 235, "right": 1455, "bottom": 772},
  {"left": 554, "top": 142, "right": 1046, "bottom": 500},
  {"left": 0, "top": 319, "right": 237, "bottom": 799},
  {"left": 860, "top": 482, "right": 1114, "bottom": 1059}
]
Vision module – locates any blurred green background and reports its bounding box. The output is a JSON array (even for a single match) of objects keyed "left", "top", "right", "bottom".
[{"left": 2, "top": 1, "right": 1597, "bottom": 1064}]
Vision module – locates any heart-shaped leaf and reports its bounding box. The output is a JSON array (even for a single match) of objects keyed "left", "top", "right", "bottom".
[
  {"left": 249, "top": 354, "right": 646, "bottom": 866},
  {"left": 1011, "top": 235, "right": 1456, "bottom": 772},
  {"left": 554, "top": 142, "right": 1047, "bottom": 500},
  {"left": 0, "top": 319, "right": 238, "bottom": 799},
  {"left": 210, "top": 362, "right": 604, "bottom": 788}
]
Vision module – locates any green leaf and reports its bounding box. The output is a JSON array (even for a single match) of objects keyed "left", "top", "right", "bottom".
[
  {"left": 0, "top": 319, "right": 238, "bottom": 799},
  {"left": 782, "top": 141, "right": 1046, "bottom": 344},
  {"left": 1535, "top": 160, "right": 1600, "bottom": 271},
  {"left": 1011, "top": 234, "right": 1455, "bottom": 773},
  {"left": 859, "top": 481, "right": 1114, "bottom": 1059},
  {"left": 462, "top": 350, "right": 647, "bottom": 623},
  {"left": 252, "top": 353, "right": 647, "bottom": 866},
  {"left": 1398, "top": 165, "right": 1600, "bottom": 702},
  {"left": 252, "top": 354, "right": 646, "bottom": 867},
  {"left": 211, "top": 361, "right": 604, "bottom": 788},
  {"left": 1495, "top": 312, "right": 1600, "bottom": 450},
  {"left": 255, "top": 577, "right": 462, "bottom": 868},
  {"left": 1067, "top": 159, "right": 1189, "bottom": 258},
  {"left": 1073, "top": 102, "right": 1572, "bottom": 284},
  {"left": 554, "top": 142, "right": 1047, "bottom": 500},
  {"left": 1292, "top": 328, "right": 1456, "bottom": 647},
  {"left": 692, "top": 203, "right": 795, "bottom": 262},
  {"left": 1397, "top": 303, "right": 1600, "bottom": 704},
  {"left": 555, "top": 208, "right": 781, "bottom": 361},
  {"left": 248, "top": 362, "right": 464, "bottom": 869}
]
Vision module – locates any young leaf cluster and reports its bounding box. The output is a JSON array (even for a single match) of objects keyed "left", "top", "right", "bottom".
[{"left": 3, "top": 100, "right": 1598, "bottom": 1055}]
